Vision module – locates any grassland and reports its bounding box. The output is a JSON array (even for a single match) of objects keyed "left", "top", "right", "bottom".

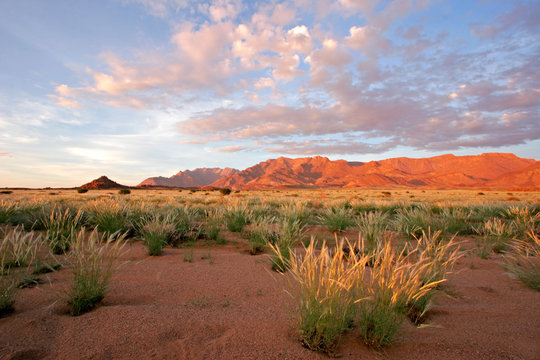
[{"left": 0, "top": 188, "right": 539, "bottom": 359}]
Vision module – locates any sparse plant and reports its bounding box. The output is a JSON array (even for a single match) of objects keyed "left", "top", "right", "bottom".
[
  {"left": 183, "top": 250, "right": 194, "bottom": 263},
  {"left": 77, "top": 188, "right": 88, "bottom": 194},
  {"left": 65, "top": 228, "right": 126, "bottom": 316},
  {"left": 318, "top": 207, "right": 353, "bottom": 233},
  {"left": 118, "top": 189, "right": 131, "bottom": 195}
]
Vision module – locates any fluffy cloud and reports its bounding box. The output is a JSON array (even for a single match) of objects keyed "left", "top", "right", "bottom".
[{"left": 52, "top": 0, "right": 540, "bottom": 156}]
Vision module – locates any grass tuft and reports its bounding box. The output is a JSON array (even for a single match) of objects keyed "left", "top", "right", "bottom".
[{"left": 66, "top": 228, "right": 126, "bottom": 316}]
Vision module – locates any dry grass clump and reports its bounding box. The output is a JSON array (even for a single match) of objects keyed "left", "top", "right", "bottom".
[
  {"left": 318, "top": 207, "right": 354, "bottom": 233},
  {"left": 474, "top": 217, "right": 515, "bottom": 256},
  {"left": 43, "top": 207, "right": 85, "bottom": 254},
  {"left": 272, "top": 232, "right": 454, "bottom": 354},
  {"left": 138, "top": 213, "right": 176, "bottom": 256},
  {"left": 406, "top": 230, "right": 461, "bottom": 324},
  {"left": 356, "top": 239, "right": 442, "bottom": 348},
  {"left": 504, "top": 231, "right": 540, "bottom": 291},
  {"left": 355, "top": 211, "right": 388, "bottom": 251},
  {"left": 87, "top": 200, "right": 132, "bottom": 237},
  {"left": 505, "top": 205, "right": 539, "bottom": 238},
  {"left": 248, "top": 216, "right": 277, "bottom": 255},
  {"left": 271, "top": 218, "right": 306, "bottom": 272},
  {"left": 272, "top": 238, "right": 365, "bottom": 355},
  {"left": 0, "top": 228, "right": 42, "bottom": 317},
  {"left": 65, "top": 228, "right": 126, "bottom": 316},
  {"left": 224, "top": 205, "right": 251, "bottom": 232}
]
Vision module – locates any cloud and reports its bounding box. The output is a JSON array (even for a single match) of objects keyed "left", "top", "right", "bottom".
[
  {"left": 213, "top": 145, "right": 245, "bottom": 152},
  {"left": 0, "top": 151, "right": 8, "bottom": 157},
  {"left": 120, "top": 0, "right": 189, "bottom": 17}
]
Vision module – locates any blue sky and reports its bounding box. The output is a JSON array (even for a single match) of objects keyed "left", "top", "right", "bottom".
[{"left": 0, "top": 0, "right": 539, "bottom": 187}]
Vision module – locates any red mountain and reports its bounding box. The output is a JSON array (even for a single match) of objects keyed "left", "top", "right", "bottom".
[
  {"left": 138, "top": 168, "right": 238, "bottom": 188},
  {"left": 210, "top": 153, "right": 538, "bottom": 190},
  {"left": 80, "top": 176, "right": 128, "bottom": 189}
]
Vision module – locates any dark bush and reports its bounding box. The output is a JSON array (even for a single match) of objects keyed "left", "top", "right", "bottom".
[
  {"left": 118, "top": 189, "right": 131, "bottom": 195},
  {"left": 219, "top": 188, "right": 232, "bottom": 195}
]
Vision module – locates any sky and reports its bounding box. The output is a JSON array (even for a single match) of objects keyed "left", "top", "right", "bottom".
[{"left": 0, "top": 0, "right": 539, "bottom": 187}]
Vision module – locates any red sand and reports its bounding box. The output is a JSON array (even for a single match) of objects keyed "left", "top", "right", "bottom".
[{"left": 1, "top": 237, "right": 539, "bottom": 360}]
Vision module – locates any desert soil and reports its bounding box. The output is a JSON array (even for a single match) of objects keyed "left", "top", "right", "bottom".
[{"left": 1, "top": 233, "right": 539, "bottom": 360}]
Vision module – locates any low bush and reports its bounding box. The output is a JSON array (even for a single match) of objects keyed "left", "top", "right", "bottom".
[
  {"left": 118, "top": 189, "right": 131, "bottom": 195},
  {"left": 77, "top": 188, "right": 88, "bottom": 194},
  {"left": 219, "top": 188, "right": 231, "bottom": 195}
]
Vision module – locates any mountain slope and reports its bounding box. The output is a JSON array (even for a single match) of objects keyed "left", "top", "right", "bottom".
[
  {"left": 138, "top": 168, "right": 238, "bottom": 188},
  {"left": 210, "top": 153, "right": 537, "bottom": 190}
]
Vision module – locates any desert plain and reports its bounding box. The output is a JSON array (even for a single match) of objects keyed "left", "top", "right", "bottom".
[{"left": 1, "top": 188, "right": 539, "bottom": 360}]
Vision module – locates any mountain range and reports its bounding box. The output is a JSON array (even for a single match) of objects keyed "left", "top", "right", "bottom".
[{"left": 133, "top": 153, "right": 538, "bottom": 190}]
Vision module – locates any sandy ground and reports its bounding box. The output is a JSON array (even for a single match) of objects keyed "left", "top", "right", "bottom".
[{"left": 1, "top": 233, "right": 539, "bottom": 360}]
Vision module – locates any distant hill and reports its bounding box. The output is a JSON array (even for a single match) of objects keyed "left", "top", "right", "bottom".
[
  {"left": 137, "top": 168, "right": 238, "bottom": 188},
  {"left": 209, "top": 153, "right": 538, "bottom": 190},
  {"left": 80, "top": 176, "right": 128, "bottom": 189}
]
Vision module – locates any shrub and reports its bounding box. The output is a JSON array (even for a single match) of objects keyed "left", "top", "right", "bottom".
[
  {"left": 0, "top": 190, "right": 13, "bottom": 195},
  {"left": 271, "top": 238, "right": 366, "bottom": 355},
  {"left": 118, "top": 189, "right": 131, "bottom": 195},
  {"left": 318, "top": 207, "right": 353, "bottom": 233},
  {"left": 219, "top": 188, "right": 232, "bottom": 195},
  {"left": 77, "top": 188, "right": 88, "bottom": 194},
  {"left": 65, "top": 228, "right": 126, "bottom": 316}
]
